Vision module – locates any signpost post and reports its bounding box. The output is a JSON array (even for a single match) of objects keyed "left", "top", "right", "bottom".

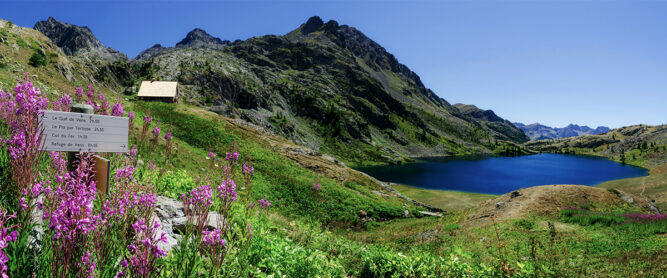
[
  {"left": 38, "top": 106, "right": 129, "bottom": 194},
  {"left": 93, "top": 155, "right": 110, "bottom": 195}
]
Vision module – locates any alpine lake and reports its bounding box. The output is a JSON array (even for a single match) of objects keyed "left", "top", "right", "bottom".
[{"left": 356, "top": 153, "right": 648, "bottom": 195}]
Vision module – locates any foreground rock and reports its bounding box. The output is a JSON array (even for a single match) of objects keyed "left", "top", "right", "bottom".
[{"left": 154, "top": 196, "right": 227, "bottom": 252}]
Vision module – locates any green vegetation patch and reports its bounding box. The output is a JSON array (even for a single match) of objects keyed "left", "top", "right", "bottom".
[{"left": 132, "top": 102, "right": 417, "bottom": 226}]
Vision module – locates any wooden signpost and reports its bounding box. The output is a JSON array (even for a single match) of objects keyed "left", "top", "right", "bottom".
[
  {"left": 38, "top": 110, "right": 129, "bottom": 153},
  {"left": 38, "top": 106, "right": 129, "bottom": 195}
]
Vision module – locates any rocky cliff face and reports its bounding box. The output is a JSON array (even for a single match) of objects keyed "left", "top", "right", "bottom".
[
  {"left": 34, "top": 17, "right": 127, "bottom": 62},
  {"left": 515, "top": 122, "right": 610, "bottom": 140}
]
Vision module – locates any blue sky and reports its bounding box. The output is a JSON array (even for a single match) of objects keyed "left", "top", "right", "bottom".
[{"left": 1, "top": 0, "right": 665, "bottom": 128}]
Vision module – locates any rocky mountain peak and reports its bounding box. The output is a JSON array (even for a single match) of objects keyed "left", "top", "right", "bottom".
[
  {"left": 301, "top": 16, "right": 324, "bottom": 34},
  {"left": 34, "top": 17, "right": 127, "bottom": 61},
  {"left": 175, "top": 28, "right": 226, "bottom": 48},
  {"left": 453, "top": 104, "right": 504, "bottom": 123},
  {"left": 134, "top": 44, "right": 167, "bottom": 60}
]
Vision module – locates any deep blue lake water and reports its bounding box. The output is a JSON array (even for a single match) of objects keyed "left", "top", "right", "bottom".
[{"left": 356, "top": 154, "right": 648, "bottom": 195}]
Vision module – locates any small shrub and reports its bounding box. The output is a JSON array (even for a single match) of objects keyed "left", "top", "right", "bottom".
[
  {"left": 513, "top": 219, "right": 535, "bottom": 230},
  {"left": 606, "top": 188, "right": 620, "bottom": 195},
  {"left": 15, "top": 37, "right": 27, "bottom": 48},
  {"left": 28, "top": 49, "right": 48, "bottom": 67}
]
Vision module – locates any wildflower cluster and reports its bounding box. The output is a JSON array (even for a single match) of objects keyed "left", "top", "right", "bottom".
[
  {"left": 171, "top": 144, "right": 261, "bottom": 275},
  {"left": 0, "top": 79, "right": 265, "bottom": 277},
  {"left": 117, "top": 219, "right": 166, "bottom": 277},
  {"left": 52, "top": 94, "right": 72, "bottom": 112},
  {"left": 182, "top": 185, "right": 214, "bottom": 234},
  {"left": 75, "top": 86, "right": 84, "bottom": 102},
  {"left": 623, "top": 213, "right": 667, "bottom": 223},
  {"left": 201, "top": 229, "right": 226, "bottom": 268},
  {"left": 41, "top": 154, "right": 99, "bottom": 277},
  {"left": 111, "top": 102, "right": 125, "bottom": 117},
  {"left": 257, "top": 198, "right": 271, "bottom": 209},
  {"left": 0, "top": 78, "right": 49, "bottom": 195}
]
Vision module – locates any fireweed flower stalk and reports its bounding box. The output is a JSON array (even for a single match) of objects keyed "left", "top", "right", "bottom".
[
  {"left": 52, "top": 94, "right": 72, "bottom": 112},
  {"left": 75, "top": 86, "right": 84, "bottom": 102},
  {"left": 98, "top": 93, "right": 111, "bottom": 115},
  {"left": 141, "top": 111, "right": 152, "bottom": 144},
  {"left": 116, "top": 219, "right": 166, "bottom": 278},
  {"left": 111, "top": 102, "right": 125, "bottom": 117},
  {"left": 170, "top": 183, "right": 215, "bottom": 276},
  {"left": 216, "top": 179, "right": 236, "bottom": 223},
  {"left": 201, "top": 229, "right": 227, "bottom": 269},
  {"left": 207, "top": 151, "right": 216, "bottom": 170},
  {"left": 91, "top": 149, "right": 159, "bottom": 277},
  {"left": 151, "top": 125, "right": 160, "bottom": 148},
  {"left": 41, "top": 153, "right": 99, "bottom": 277},
  {"left": 86, "top": 84, "right": 95, "bottom": 101},
  {"left": 182, "top": 185, "right": 214, "bottom": 235},
  {"left": 128, "top": 111, "right": 135, "bottom": 131},
  {"left": 0, "top": 207, "right": 18, "bottom": 278},
  {"left": 312, "top": 175, "right": 325, "bottom": 203},
  {"left": 242, "top": 157, "right": 254, "bottom": 204},
  {"left": 4, "top": 78, "right": 49, "bottom": 196}
]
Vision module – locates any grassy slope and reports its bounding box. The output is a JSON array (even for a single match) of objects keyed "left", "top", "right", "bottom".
[
  {"left": 392, "top": 184, "right": 496, "bottom": 211},
  {"left": 0, "top": 20, "right": 105, "bottom": 92},
  {"left": 127, "top": 101, "right": 421, "bottom": 226},
  {"left": 340, "top": 201, "right": 666, "bottom": 277},
  {"left": 598, "top": 164, "right": 667, "bottom": 211}
]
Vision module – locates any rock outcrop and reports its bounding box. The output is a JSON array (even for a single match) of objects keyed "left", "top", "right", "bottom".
[
  {"left": 135, "top": 44, "right": 167, "bottom": 61},
  {"left": 175, "top": 28, "right": 228, "bottom": 48}
]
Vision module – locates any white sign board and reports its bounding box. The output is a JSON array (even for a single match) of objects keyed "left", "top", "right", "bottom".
[{"left": 38, "top": 110, "right": 129, "bottom": 153}]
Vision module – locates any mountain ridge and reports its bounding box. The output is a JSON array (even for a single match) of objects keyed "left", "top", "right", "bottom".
[{"left": 514, "top": 122, "right": 610, "bottom": 140}]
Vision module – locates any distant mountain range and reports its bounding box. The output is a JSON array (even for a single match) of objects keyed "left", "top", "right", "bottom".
[{"left": 514, "top": 122, "right": 610, "bottom": 141}]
